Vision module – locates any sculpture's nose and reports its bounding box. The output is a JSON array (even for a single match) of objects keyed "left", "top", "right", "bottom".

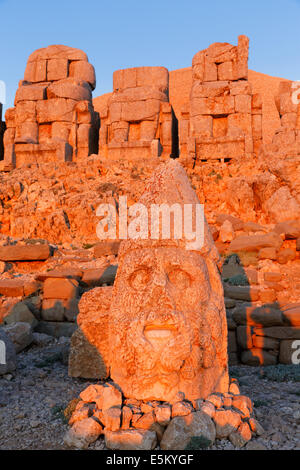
[{"left": 152, "top": 269, "right": 168, "bottom": 288}]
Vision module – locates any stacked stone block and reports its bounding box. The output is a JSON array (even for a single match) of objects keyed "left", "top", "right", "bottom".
[
  {"left": 99, "top": 66, "right": 177, "bottom": 160},
  {"left": 270, "top": 80, "right": 300, "bottom": 156},
  {"left": 3, "top": 45, "right": 99, "bottom": 169},
  {"left": 180, "top": 36, "right": 263, "bottom": 165}
]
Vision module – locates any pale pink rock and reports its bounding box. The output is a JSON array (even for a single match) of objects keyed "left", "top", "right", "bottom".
[{"left": 219, "top": 220, "right": 234, "bottom": 242}]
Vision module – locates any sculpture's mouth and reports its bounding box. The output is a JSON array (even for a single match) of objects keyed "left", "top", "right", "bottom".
[{"left": 144, "top": 323, "right": 177, "bottom": 348}]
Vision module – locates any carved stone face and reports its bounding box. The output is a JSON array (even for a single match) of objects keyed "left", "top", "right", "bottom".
[{"left": 108, "top": 245, "right": 228, "bottom": 402}]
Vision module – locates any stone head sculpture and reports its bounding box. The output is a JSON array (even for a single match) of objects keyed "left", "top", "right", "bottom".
[{"left": 70, "top": 160, "right": 229, "bottom": 403}]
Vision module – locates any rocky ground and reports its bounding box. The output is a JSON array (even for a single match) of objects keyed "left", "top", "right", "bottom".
[{"left": 0, "top": 337, "right": 299, "bottom": 451}]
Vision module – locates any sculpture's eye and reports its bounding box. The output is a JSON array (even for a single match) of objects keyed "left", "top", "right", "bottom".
[
  {"left": 129, "top": 268, "right": 151, "bottom": 290},
  {"left": 168, "top": 268, "right": 191, "bottom": 289}
]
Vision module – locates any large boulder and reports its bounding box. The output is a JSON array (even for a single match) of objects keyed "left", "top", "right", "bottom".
[
  {"left": 2, "top": 322, "right": 33, "bottom": 353},
  {"left": 160, "top": 411, "right": 216, "bottom": 450}
]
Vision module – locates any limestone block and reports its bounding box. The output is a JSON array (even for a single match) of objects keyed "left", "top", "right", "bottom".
[
  {"left": 15, "top": 122, "right": 38, "bottom": 144},
  {"left": 47, "top": 78, "right": 92, "bottom": 101},
  {"left": 24, "top": 60, "right": 47, "bottom": 82},
  {"left": 15, "top": 84, "right": 47, "bottom": 103},
  {"left": 218, "top": 61, "right": 233, "bottom": 81},
  {"left": 36, "top": 98, "right": 77, "bottom": 123},
  {"left": 47, "top": 58, "right": 69, "bottom": 81},
  {"left": 15, "top": 101, "right": 37, "bottom": 125},
  {"left": 69, "top": 60, "right": 96, "bottom": 90},
  {"left": 235, "top": 95, "right": 251, "bottom": 114}
]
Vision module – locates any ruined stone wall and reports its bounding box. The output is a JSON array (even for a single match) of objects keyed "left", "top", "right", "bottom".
[
  {"left": 98, "top": 66, "right": 177, "bottom": 160},
  {"left": 177, "top": 36, "right": 263, "bottom": 165},
  {"left": 2, "top": 45, "right": 99, "bottom": 170}
]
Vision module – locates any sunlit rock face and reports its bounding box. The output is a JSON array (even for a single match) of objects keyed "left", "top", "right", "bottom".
[
  {"left": 108, "top": 160, "right": 229, "bottom": 402},
  {"left": 69, "top": 160, "right": 229, "bottom": 401}
]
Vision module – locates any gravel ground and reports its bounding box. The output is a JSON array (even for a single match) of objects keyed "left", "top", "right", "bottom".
[{"left": 0, "top": 339, "right": 299, "bottom": 451}]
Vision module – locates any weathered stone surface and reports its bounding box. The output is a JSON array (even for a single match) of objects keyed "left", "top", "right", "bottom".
[
  {"left": 2, "top": 322, "right": 33, "bottom": 353},
  {"left": 0, "top": 329, "right": 17, "bottom": 375},
  {"left": 224, "top": 285, "right": 259, "bottom": 301},
  {"left": 200, "top": 401, "right": 216, "bottom": 418},
  {"left": 0, "top": 279, "right": 25, "bottom": 297},
  {"left": 258, "top": 247, "right": 277, "bottom": 260},
  {"left": 0, "top": 244, "right": 50, "bottom": 261},
  {"left": 154, "top": 404, "right": 171, "bottom": 426},
  {"left": 36, "top": 268, "right": 83, "bottom": 281},
  {"left": 101, "top": 383, "right": 123, "bottom": 411},
  {"left": 68, "top": 328, "right": 108, "bottom": 379},
  {"left": 172, "top": 401, "right": 194, "bottom": 417},
  {"left": 105, "top": 429, "right": 157, "bottom": 450},
  {"left": 43, "top": 278, "right": 78, "bottom": 300},
  {"left": 93, "top": 241, "right": 121, "bottom": 258},
  {"left": 282, "top": 305, "right": 300, "bottom": 326},
  {"left": 3, "top": 302, "right": 38, "bottom": 328},
  {"left": 102, "top": 407, "right": 121, "bottom": 431},
  {"left": 81, "top": 265, "right": 117, "bottom": 287},
  {"left": 229, "top": 422, "right": 252, "bottom": 448},
  {"left": 233, "top": 305, "right": 283, "bottom": 327},
  {"left": 241, "top": 349, "right": 277, "bottom": 366},
  {"left": 277, "top": 248, "right": 296, "bottom": 264},
  {"left": 160, "top": 411, "right": 216, "bottom": 450},
  {"left": 229, "top": 233, "right": 282, "bottom": 252},
  {"left": 237, "top": 325, "right": 253, "bottom": 349},
  {"left": 133, "top": 411, "right": 155, "bottom": 430},
  {"left": 253, "top": 326, "right": 300, "bottom": 339},
  {"left": 219, "top": 220, "right": 234, "bottom": 243},
  {"left": 214, "top": 409, "right": 241, "bottom": 438},
  {"left": 64, "top": 417, "right": 102, "bottom": 449},
  {"left": 35, "top": 321, "right": 77, "bottom": 338}
]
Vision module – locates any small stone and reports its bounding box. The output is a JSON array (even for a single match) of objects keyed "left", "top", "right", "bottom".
[
  {"left": 101, "top": 383, "right": 122, "bottom": 411},
  {"left": 219, "top": 220, "right": 235, "bottom": 243},
  {"left": 232, "top": 395, "right": 253, "bottom": 418},
  {"left": 206, "top": 394, "right": 223, "bottom": 408},
  {"left": 105, "top": 429, "right": 157, "bottom": 450},
  {"left": 133, "top": 411, "right": 155, "bottom": 430},
  {"left": 229, "top": 381, "right": 240, "bottom": 395},
  {"left": 79, "top": 384, "right": 104, "bottom": 403},
  {"left": 3, "top": 322, "right": 33, "bottom": 353},
  {"left": 121, "top": 406, "right": 133, "bottom": 429},
  {"left": 200, "top": 401, "right": 216, "bottom": 418},
  {"left": 69, "top": 402, "right": 90, "bottom": 425},
  {"left": 64, "top": 417, "right": 103, "bottom": 449},
  {"left": 3, "top": 302, "right": 38, "bottom": 328},
  {"left": 249, "top": 418, "right": 265, "bottom": 436},
  {"left": 245, "top": 440, "right": 267, "bottom": 450},
  {"left": 214, "top": 409, "right": 241, "bottom": 439},
  {"left": 140, "top": 402, "right": 154, "bottom": 413},
  {"left": 277, "top": 248, "right": 296, "bottom": 264},
  {"left": 172, "top": 401, "right": 194, "bottom": 417},
  {"left": 32, "top": 332, "right": 53, "bottom": 347},
  {"left": 229, "top": 422, "right": 252, "bottom": 448},
  {"left": 102, "top": 406, "right": 121, "bottom": 431},
  {"left": 154, "top": 404, "right": 171, "bottom": 426}
]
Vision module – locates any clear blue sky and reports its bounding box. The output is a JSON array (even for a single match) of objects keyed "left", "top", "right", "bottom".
[{"left": 1, "top": 0, "right": 300, "bottom": 113}]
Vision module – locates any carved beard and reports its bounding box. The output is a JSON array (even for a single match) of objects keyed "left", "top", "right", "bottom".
[{"left": 117, "top": 310, "right": 194, "bottom": 383}]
